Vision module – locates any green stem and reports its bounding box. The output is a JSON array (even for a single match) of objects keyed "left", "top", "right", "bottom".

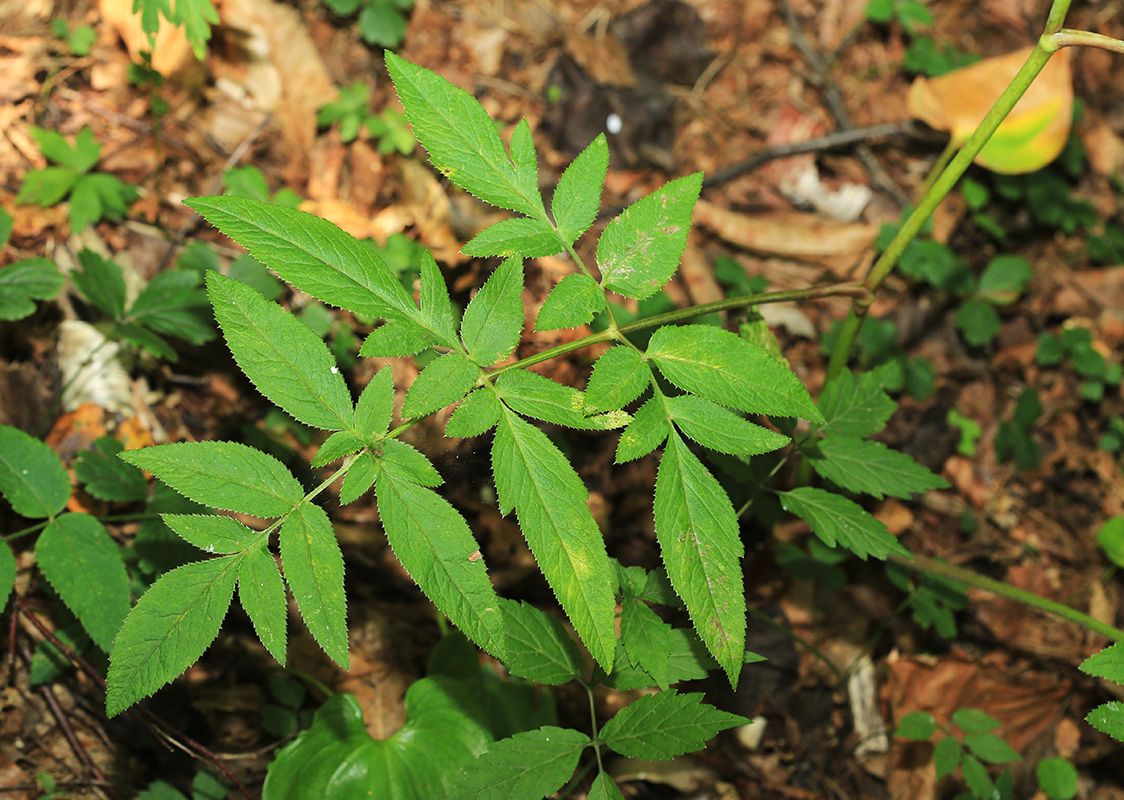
[
  {"left": 489, "top": 282, "right": 867, "bottom": 379},
  {"left": 1051, "top": 29, "right": 1124, "bottom": 54},
  {"left": 825, "top": 37, "right": 1061, "bottom": 383},
  {"left": 891, "top": 553, "right": 1124, "bottom": 642}
]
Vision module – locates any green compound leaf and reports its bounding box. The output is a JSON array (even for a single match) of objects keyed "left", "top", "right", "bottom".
[
  {"left": 493, "top": 409, "right": 616, "bottom": 672},
  {"left": 553, "top": 134, "right": 608, "bottom": 246},
  {"left": 648, "top": 325, "right": 823, "bottom": 422},
  {"left": 106, "top": 556, "right": 240, "bottom": 717},
  {"left": 620, "top": 595, "right": 673, "bottom": 689},
  {"left": 584, "top": 346, "right": 652, "bottom": 414},
  {"left": 446, "top": 389, "right": 501, "bottom": 438},
  {"left": 340, "top": 452, "right": 377, "bottom": 504},
  {"left": 72, "top": 249, "right": 126, "bottom": 319},
  {"left": 605, "top": 626, "right": 739, "bottom": 691},
  {"left": 17, "top": 166, "right": 77, "bottom": 208},
  {"left": 73, "top": 436, "right": 148, "bottom": 502},
  {"left": 963, "top": 732, "right": 1021, "bottom": 764},
  {"left": 311, "top": 431, "right": 365, "bottom": 469},
  {"left": 460, "top": 256, "right": 524, "bottom": 368},
  {"left": 208, "top": 272, "right": 354, "bottom": 431},
  {"left": 496, "top": 370, "right": 629, "bottom": 431},
  {"left": 238, "top": 544, "right": 288, "bottom": 664},
  {"left": 360, "top": 320, "right": 438, "bottom": 357},
  {"left": 0, "top": 258, "right": 65, "bottom": 321},
  {"left": 810, "top": 437, "right": 948, "bottom": 499},
  {"left": 375, "top": 471, "right": 505, "bottom": 659},
  {"left": 0, "top": 543, "right": 14, "bottom": 614},
  {"left": 280, "top": 503, "right": 349, "bottom": 669},
  {"left": 779, "top": 487, "right": 910, "bottom": 560},
  {"left": 355, "top": 366, "right": 395, "bottom": 440},
  {"left": 402, "top": 351, "right": 479, "bottom": 418},
  {"left": 262, "top": 682, "right": 491, "bottom": 800},
  {"left": 654, "top": 432, "right": 745, "bottom": 684},
  {"left": 127, "top": 270, "right": 214, "bottom": 347},
  {"left": 666, "top": 394, "right": 790, "bottom": 456},
  {"left": 499, "top": 600, "right": 583, "bottom": 686},
  {"left": 445, "top": 726, "right": 590, "bottom": 800},
  {"left": 463, "top": 217, "right": 563, "bottom": 258},
  {"left": 597, "top": 173, "right": 702, "bottom": 300},
  {"left": 0, "top": 424, "right": 71, "bottom": 518},
  {"left": 615, "top": 397, "right": 670, "bottom": 463},
  {"left": 186, "top": 196, "right": 416, "bottom": 321},
  {"left": 31, "top": 126, "right": 99, "bottom": 172},
  {"left": 377, "top": 439, "right": 442, "bottom": 488},
  {"left": 121, "top": 442, "right": 303, "bottom": 518},
  {"left": 162, "top": 514, "right": 258, "bottom": 554},
  {"left": 535, "top": 273, "right": 603, "bottom": 332},
  {"left": 896, "top": 711, "right": 936, "bottom": 740},
  {"left": 588, "top": 773, "right": 625, "bottom": 800},
  {"left": 385, "top": 52, "right": 546, "bottom": 220},
  {"left": 37, "top": 514, "right": 131, "bottom": 652},
  {"left": 817, "top": 369, "right": 897, "bottom": 437},
  {"left": 933, "top": 735, "right": 962, "bottom": 780},
  {"left": 418, "top": 250, "right": 459, "bottom": 347},
  {"left": 600, "top": 692, "right": 748, "bottom": 760},
  {"left": 961, "top": 753, "right": 993, "bottom": 799}
]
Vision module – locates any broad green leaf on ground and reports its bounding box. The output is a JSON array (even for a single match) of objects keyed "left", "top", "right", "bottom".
[
  {"left": 67, "top": 173, "right": 138, "bottom": 231},
  {"left": 0, "top": 543, "right": 14, "bottom": 613},
  {"left": 340, "top": 452, "right": 377, "bottom": 504},
  {"left": 417, "top": 250, "right": 459, "bottom": 347},
  {"left": 37, "top": 514, "right": 130, "bottom": 652},
  {"left": 71, "top": 249, "right": 126, "bottom": 319},
  {"left": 446, "top": 726, "right": 590, "bottom": 800},
  {"left": 896, "top": 711, "right": 937, "bottom": 740},
  {"left": 238, "top": 544, "right": 288, "bottom": 664},
  {"left": 106, "top": 556, "right": 240, "bottom": 717},
  {"left": 496, "top": 370, "right": 629, "bottom": 430},
  {"left": 498, "top": 600, "right": 583, "bottom": 685},
  {"left": 951, "top": 708, "right": 1001, "bottom": 733},
  {"left": 376, "top": 439, "right": 442, "bottom": 487},
  {"left": 956, "top": 296, "right": 1001, "bottom": 346},
  {"left": 162, "top": 514, "right": 258, "bottom": 554},
  {"left": 280, "top": 503, "right": 348, "bottom": 668},
  {"left": 817, "top": 369, "right": 897, "bottom": 437},
  {"left": 355, "top": 366, "right": 395, "bottom": 440},
  {"left": 32, "top": 126, "right": 100, "bottom": 171},
  {"left": 493, "top": 409, "right": 616, "bottom": 671},
  {"left": 0, "top": 258, "right": 64, "bottom": 321},
  {"left": 934, "top": 735, "right": 963, "bottom": 779},
  {"left": 615, "top": 397, "right": 670, "bottom": 463},
  {"left": 647, "top": 325, "right": 823, "bottom": 421},
  {"left": 810, "top": 437, "right": 948, "bottom": 499},
  {"left": 0, "top": 424, "right": 71, "bottom": 518},
  {"left": 620, "top": 596, "right": 673, "bottom": 689},
  {"left": 779, "top": 487, "right": 911, "bottom": 560},
  {"left": 446, "top": 388, "right": 502, "bottom": 438},
  {"left": 1037, "top": 756, "right": 1079, "bottom": 800},
  {"left": 384, "top": 53, "right": 546, "bottom": 220},
  {"left": 584, "top": 346, "right": 652, "bottom": 414},
  {"left": 599, "top": 692, "right": 748, "bottom": 760},
  {"left": 262, "top": 680, "right": 491, "bottom": 800},
  {"left": 463, "top": 217, "right": 563, "bottom": 258},
  {"left": 666, "top": 394, "right": 790, "bottom": 456},
  {"left": 978, "top": 254, "right": 1032, "bottom": 305},
  {"left": 963, "top": 732, "right": 1021, "bottom": 764},
  {"left": 186, "top": 196, "right": 416, "bottom": 321},
  {"left": 311, "top": 432, "right": 365, "bottom": 469},
  {"left": 553, "top": 134, "right": 608, "bottom": 246},
  {"left": 1097, "top": 517, "right": 1124, "bottom": 570},
  {"left": 127, "top": 270, "right": 214, "bottom": 346},
  {"left": 460, "top": 256, "right": 524, "bottom": 367},
  {"left": 597, "top": 173, "right": 702, "bottom": 299},
  {"left": 73, "top": 436, "right": 148, "bottom": 502},
  {"left": 359, "top": 319, "right": 438, "bottom": 357},
  {"left": 402, "top": 351, "right": 479, "bottom": 417},
  {"left": 208, "top": 272, "right": 354, "bottom": 431},
  {"left": 654, "top": 432, "right": 745, "bottom": 683},
  {"left": 535, "top": 273, "right": 602, "bottom": 331},
  {"left": 376, "top": 471, "right": 505, "bottom": 659},
  {"left": 17, "top": 166, "right": 76, "bottom": 208},
  {"left": 121, "top": 442, "right": 303, "bottom": 517}
]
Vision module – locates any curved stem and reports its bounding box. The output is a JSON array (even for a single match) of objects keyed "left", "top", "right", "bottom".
[
  {"left": 1051, "top": 29, "right": 1124, "bottom": 54},
  {"left": 890, "top": 554, "right": 1124, "bottom": 642}
]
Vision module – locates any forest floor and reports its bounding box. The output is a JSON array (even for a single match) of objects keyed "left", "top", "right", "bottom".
[{"left": 2, "top": 0, "right": 1124, "bottom": 798}]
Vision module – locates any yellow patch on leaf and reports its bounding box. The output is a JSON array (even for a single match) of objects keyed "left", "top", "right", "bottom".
[{"left": 907, "top": 47, "right": 1073, "bottom": 174}]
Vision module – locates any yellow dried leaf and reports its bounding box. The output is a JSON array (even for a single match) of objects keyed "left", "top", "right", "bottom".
[{"left": 907, "top": 47, "right": 1073, "bottom": 174}]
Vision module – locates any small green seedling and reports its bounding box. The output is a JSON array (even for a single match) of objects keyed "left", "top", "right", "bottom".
[
  {"left": 1088, "top": 222, "right": 1124, "bottom": 265},
  {"left": 224, "top": 165, "right": 302, "bottom": 208},
  {"left": 947, "top": 409, "right": 982, "bottom": 457},
  {"left": 132, "top": 0, "right": 217, "bottom": 60},
  {"left": 1037, "top": 325, "right": 1122, "bottom": 402},
  {"left": 886, "top": 559, "right": 969, "bottom": 638},
  {"left": 896, "top": 708, "right": 1022, "bottom": 800},
  {"left": 17, "top": 127, "right": 140, "bottom": 232},
  {"left": 325, "top": 0, "right": 413, "bottom": 48},
  {"left": 1097, "top": 516, "right": 1124, "bottom": 570},
  {"left": 822, "top": 316, "right": 936, "bottom": 399},
  {"left": 1100, "top": 416, "right": 1124, "bottom": 454},
  {"left": 317, "top": 83, "right": 415, "bottom": 153},
  {"left": 994, "top": 387, "right": 1042, "bottom": 470},
  {"left": 366, "top": 109, "right": 415, "bottom": 155},
  {"left": 865, "top": 0, "right": 932, "bottom": 35},
  {"left": 50, "top": 18, "right": 97, "bottom": 57}
]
